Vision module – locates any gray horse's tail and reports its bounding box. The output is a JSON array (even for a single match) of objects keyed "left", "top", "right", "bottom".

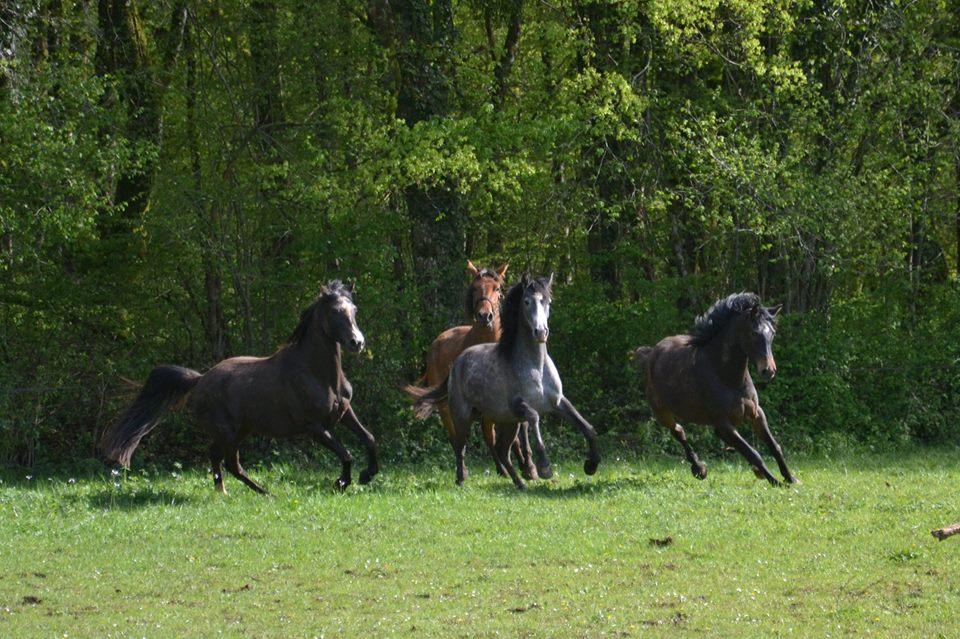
[
  {"left": 630, "top": 346, "right": 653, "bottom": 372},
  {"left": 101, "top": 365, "right": 201, "bottom": 468},
  {"left": 402, "top": 377, "right": 449, "bottom": 420}
]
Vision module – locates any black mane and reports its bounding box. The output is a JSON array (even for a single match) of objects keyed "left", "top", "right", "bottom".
[
  {"left": 497, "top": 275, "right": 553, "bottom": 359},
  {"left": 689, "top": 292, "right": 772, "bottom": 346},
  {"left": 287, "top": 280, "right": 353, "bottom": 344},
  {"left": 463, "top": 268, "right": 504, "bottom": 320}
]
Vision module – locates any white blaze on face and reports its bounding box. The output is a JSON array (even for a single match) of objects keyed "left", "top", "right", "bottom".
[
  {"left": 336, "top": 297, "right": 364, "bottom": 347},
  {"left": 530, "top": 292, "right": 550, "bottom": 342},
  {"left": 756, "top": 319, "right": 776, "bottom": 375}
]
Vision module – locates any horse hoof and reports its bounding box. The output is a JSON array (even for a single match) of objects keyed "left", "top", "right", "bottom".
[
  {"left": 359, "top": 468, "right": 377, "bottom": 485},
  {"left": 334, "top": 477, "right": 350, "bottom": 492},
  {"left": 515, "top": 481, "right": 527, "bottom": 491},
  {"left": 787, "top": 475, "right": 801, "bottom": 485},
  {"left": 536, "top": 465, "right": 553, "bottom": 480},
  {"left": 692, "top": 463, "right": 707, "bottom": 480}
]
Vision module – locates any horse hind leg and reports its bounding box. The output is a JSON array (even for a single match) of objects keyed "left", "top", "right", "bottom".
[
  {"left": 209, "top": 442, "right": 226, "bottom": 494},
  {"left": 481, "top": 418, "right": 509, "bottom": 477},
  {"left": 224, "top": 447, "right": 268, "bottom": 495},
  {"left": 494, "top": 423, "right": 526, "bottom": 490},
  {"left": 657, "top": 411, "right": 707, "bottom": 480},
  {"left": 449, "top": 403, "right": 473, "bottom": 486}
]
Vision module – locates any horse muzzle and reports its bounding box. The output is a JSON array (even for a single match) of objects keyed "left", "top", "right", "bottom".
[
  {"left": 476, "top": 311, "right": 494, "bottom": 328},
  {"left": 346, "top": 334, "right": 365, "bottom": 353},
  {"left": 757, "top": 359, "right": 776, "bottom": 381},
  {"left": 534, "top": 328, "right": 549, "bottom": 343}
]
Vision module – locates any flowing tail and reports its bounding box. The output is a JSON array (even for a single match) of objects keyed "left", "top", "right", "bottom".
[
  {"left": 101, "top": 365, "right": 201, "bottom": 468},
  {"left": 630, "top": 346, "right": 653, "bottom": 373},
  {"left": 402, "top": 377, "right": 449, "bottom": 420}
]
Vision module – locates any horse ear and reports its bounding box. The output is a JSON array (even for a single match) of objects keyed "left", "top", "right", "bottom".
[
  {"left": 497, "top": 263, "right": 508, "bottom": 278},
  {"left": 547, "top": 272, "right": 555, "bottom": 289},
  {"left": 346, "top": 281, "right": 356, "bottom": 294},
  {"left": 466, "top": 260, "right": 479, "bottom": 278},
  {"left": 768, "top": 304, "right": 783, "bottom": 317}
]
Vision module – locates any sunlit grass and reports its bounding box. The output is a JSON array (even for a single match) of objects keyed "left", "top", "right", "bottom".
[{"left": 2, "top": 450, "right": 959, "bottom": 637}]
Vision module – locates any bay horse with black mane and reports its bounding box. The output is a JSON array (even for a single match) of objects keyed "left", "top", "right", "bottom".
[
  {"left": 406, "top": 261, "right": 537, "bottom": 479},
  {"left": 407, "top": 274, "right": 601, "bottom": 489},
  {"left": 632, "top": 292, "right": 796, "bottom": 485},
  {"left": 101, "top": 281, "right": 379, "bottom": 494}
]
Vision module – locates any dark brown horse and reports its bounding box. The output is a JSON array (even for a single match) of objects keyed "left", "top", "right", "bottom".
[
  {"left": 632, "top": 293, "right": 796, "bottom": 485},
  {"left": 407, "top": 261, "right": 536, "bottom": 479},
  {"left": 101, "top": 281, "right": 379, "bottom": 494}
]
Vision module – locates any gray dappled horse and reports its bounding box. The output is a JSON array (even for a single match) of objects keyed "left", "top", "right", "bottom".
[
  {"left": 101, "top": 281, "right": 379, "bottom": 494},
  {"left": 408, "top": 274, "right": 601, "bottom": 489},
  {"left": 632, "top": 292, "right": 796, "bottom": 485}
]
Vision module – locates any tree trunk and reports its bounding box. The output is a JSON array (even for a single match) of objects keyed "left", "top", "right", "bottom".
[
  {"left": 186, "top": 19, "right": 228, "bottom": 361},
  {"left": 95, "top": 0, "right": 187, "bottom": 233},
  {"left": 492, "top": 1, "right": 523, "bottom": 107},
  {"left": 367, "top": 0, "right": 464, "bottom": 330}
]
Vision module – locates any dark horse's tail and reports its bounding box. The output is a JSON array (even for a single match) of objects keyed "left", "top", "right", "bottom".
[
  {"left": 402, "top": 377, "right": 449, "bottom": 421},
  {"left": 630, "top": 346, "right": 653, "bottom": 373},
  {"left": 101, "top": 365, "right": 201, "bottom": 468}
]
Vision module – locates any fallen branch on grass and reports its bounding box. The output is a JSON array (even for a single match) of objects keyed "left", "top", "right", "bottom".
[{"left": 931, "top": 523, "right": 960, "bottom": 541}]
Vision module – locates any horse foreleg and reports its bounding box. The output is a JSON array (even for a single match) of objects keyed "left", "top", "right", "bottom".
[
  {"left": 714, "top": 424, "right": 779, "bottom": 486},
  {"left": 511, "top": 398, "right": 552, "bottom": 479},
  {"left": 494, "top": 423, "right": 526, "bottom": 490},
  {"left": 224, "top": 447, "right": 268, "bottom": 495},
  {"left": 310, "top": 425, "right": 354, "bottom": 492},
  {"left": 516, "top": 422, "right": 539, "bottom": 481},
  {"left": 340, "top": 406, "right": 380, "bottom": 485},
  {"left": 749, "top": 407, "right": 797, "bottom": 484},
  {"left": 553, "top": 397, "right": 600, "bottom": 476}
]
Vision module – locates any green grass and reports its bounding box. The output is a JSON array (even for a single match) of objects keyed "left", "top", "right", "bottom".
[{"left": 2, "top": 450, "right": 959, "bottom": 638}]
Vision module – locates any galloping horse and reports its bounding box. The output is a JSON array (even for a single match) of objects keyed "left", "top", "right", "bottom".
[
  {"left": 408, "top": 274, "right": 601, "bottom": 489},
  {"left": 407, "top": 261, "right": 536, "bottom": 479},
  {"left": 101, "top": 281, "right": 379, "bottom": 494},
  {"left": 632, "top": 292, "right": 796, "bottom": 485}
]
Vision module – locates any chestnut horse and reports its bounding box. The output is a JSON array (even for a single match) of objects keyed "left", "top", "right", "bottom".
[
  {"left": 632, "top": 292, "right": 796, "bottom": 485},
  {"left": 101, "top": 281, "right": 379, "bottom": 494},
  {"left": 407, "top": 261, "right": 536, "bottom": 478}
]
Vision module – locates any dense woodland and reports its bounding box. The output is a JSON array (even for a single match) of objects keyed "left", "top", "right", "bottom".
[{"left": 2, "top": 0, "right": 959, "bottom": 468}]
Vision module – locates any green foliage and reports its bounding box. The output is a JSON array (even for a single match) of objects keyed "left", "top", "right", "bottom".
[{"left": 2, "top": 0, "right": 959, "bottom": 466}]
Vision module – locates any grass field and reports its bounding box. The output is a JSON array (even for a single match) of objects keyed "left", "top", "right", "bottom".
[{"left": 2, "top": 450, "right": 959, "bottom": 638}]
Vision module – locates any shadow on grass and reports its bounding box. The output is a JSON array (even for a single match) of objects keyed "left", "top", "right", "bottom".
[
  {"left": 480, "top": 473, "right": 666, "bottom": 498},
  {"left": 82, "top": 488, "right": 197, "bottom": 510}
]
